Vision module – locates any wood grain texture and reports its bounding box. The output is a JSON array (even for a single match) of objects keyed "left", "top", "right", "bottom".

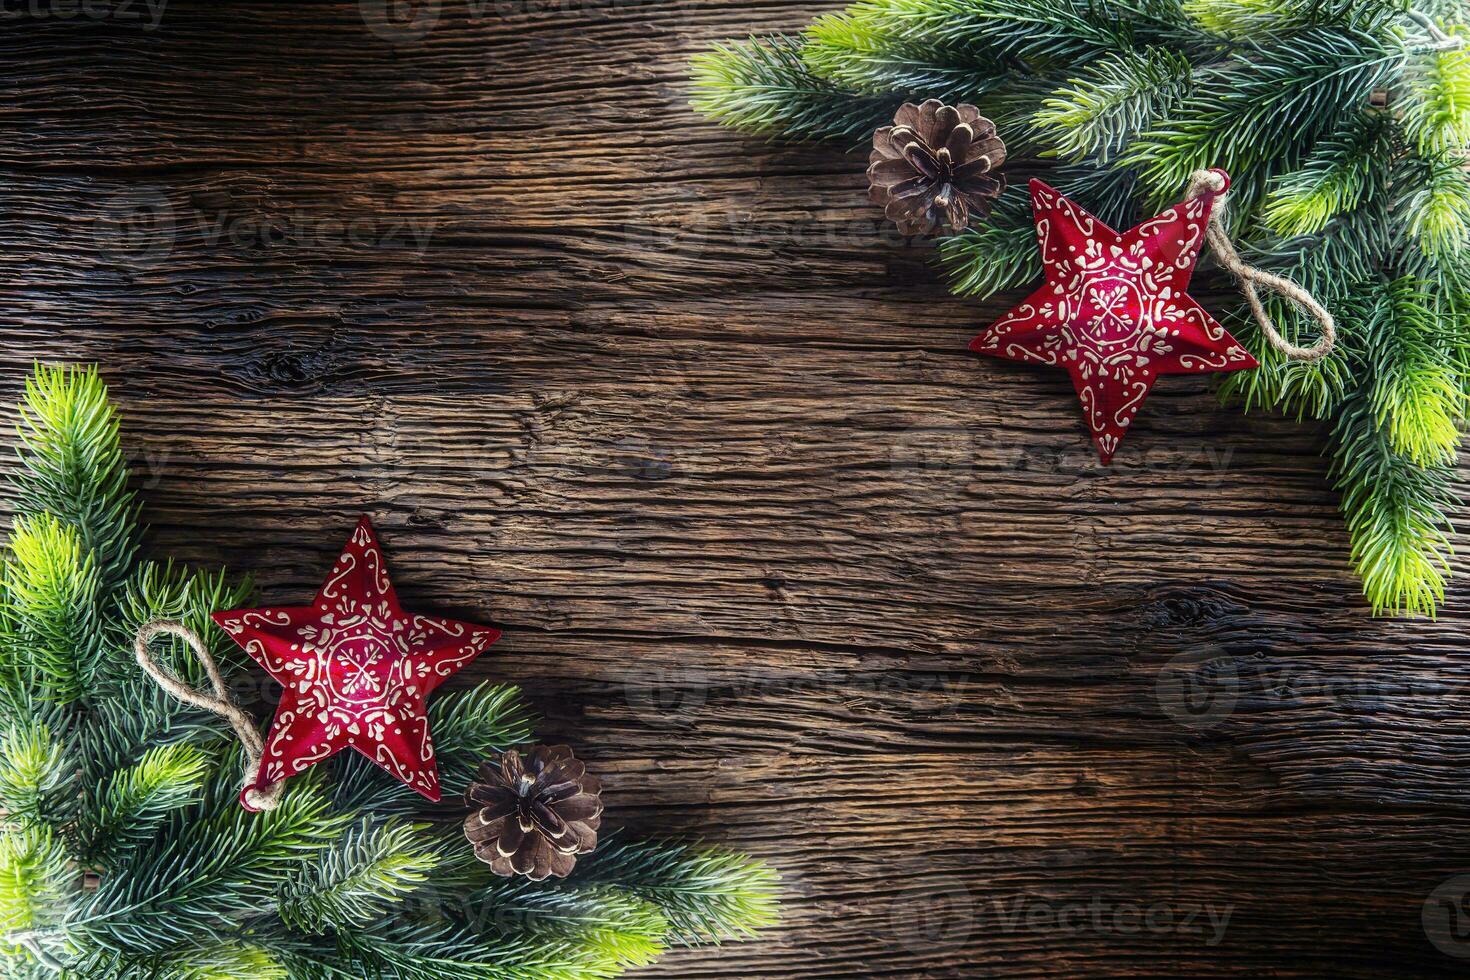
[{"left": 4, "top": 1, "right": 1470, "bottom": 976}]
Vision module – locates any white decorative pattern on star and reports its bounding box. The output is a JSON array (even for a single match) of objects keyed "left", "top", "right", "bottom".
[{"left": 971, "top": 176, "right": 1257, "bottom": 462}]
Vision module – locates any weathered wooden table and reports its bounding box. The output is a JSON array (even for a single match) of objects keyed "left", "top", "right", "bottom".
[{"left": 5, "top": 2, "right": 1470, "bottom": 976}]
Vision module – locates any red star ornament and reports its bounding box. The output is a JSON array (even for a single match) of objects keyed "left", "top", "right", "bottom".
[
  {"left": 970, "top": 173, "right": 1257, "bottom": 463},
  {"left": 212, "top": 516, "right": 500, "bottom": 810}
]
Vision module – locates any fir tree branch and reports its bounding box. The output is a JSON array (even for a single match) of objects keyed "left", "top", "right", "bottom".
[
  {"left": 0, "top": 723, "right": 77, "bottom": 830},
  {"left": 70, "top": 779, "right": 352, "bottom": 956},
  {"left": 77, "top": 939, "right": 289, "bottom": 980},
  {"left": 276, "top": 819, "right": 439, "bottom": 935},
  {"left": 803, "top": 5, "right": 1013, "bottom": 100},
  {"left": 1217, "top": 285, "right": 1357, "bottom": 418},
  {"left": 1360, "top": 275, "right": 1465, "bottom": 464},
  {"left": 284, "top": 917, "right": 657, "bottom": 980},
  {"left": 1402, "top": 148, "right": 1470, "bottom": 260},
  {"left": 1033, "top": 47, "right": 1194, "bottom": 163},
  {"left": 691, "top": 36, "right": 903, "bottom": 144},
  {"left": 455, "top": 877, "right": 669, "bottom": 975},
  {"left": 571, "top": 839, "right": 780, "bottom": 946},
  {"left": 1184, "top": 0, "right": 1411, "bottom": 37},
  {"left": 0, "top": 826, "right": 73, "bottom": 964},
  {"left": 11, "top": 365, "right": 138, "bottom": 598},
  {"left": 1124, "top": 29, "right": 1405, "bottom": 208},
  {"left": 116, "top": 562, "right": 255, "bottom": 687},
  {"left": 2, "top": 515, "right": 103, "bottom": 707},
  {"left": 1262, "top": 111, "right": 1396, "bottom": 236},
  {"left": 1331, "top": 393, "right": 1456, "bottom": 616},
  {"left": 877, "top": 0, "right": 1200, "bottom": 67},
  {"left": 938, "top": 189, "right": 1043, "bottom": 298},
  {"left": 77, "top": 564, "right": 256, "bottom": 788},
  {"left": 77, "top": 743, "right": 214, "bottom": 868}
]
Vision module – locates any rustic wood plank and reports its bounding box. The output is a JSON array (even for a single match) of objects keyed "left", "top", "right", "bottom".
[{"left": 3, "top": 1, "right": 1470, "bottom": 976}]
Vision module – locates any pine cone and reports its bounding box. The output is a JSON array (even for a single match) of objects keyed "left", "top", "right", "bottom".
[
  {"left": 463, "top": 745, "right": 603, "bottom": 880},
  {"left": 868, "top": 100, "right": 1006, "bottom": 236}
]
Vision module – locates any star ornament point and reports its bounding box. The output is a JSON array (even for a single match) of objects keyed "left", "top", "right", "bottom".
[
  {"left": 970, "top": 175, "right": 1257, "bottom": 463},
  {"left": 212, "top": 516, "right": 501, "bottom": 810}
]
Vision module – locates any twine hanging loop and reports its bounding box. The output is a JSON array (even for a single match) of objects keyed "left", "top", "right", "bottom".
[
  {"left": 133, "top": 619, "right": 284, "bottom": 811},
  {"left": 1186, "top": 168, "right": 1337, "bottom": 363}
]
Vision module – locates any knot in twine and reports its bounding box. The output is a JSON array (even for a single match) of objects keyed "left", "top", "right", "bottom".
[
  {"left": 133, "top": 620, "right": 284, "bottom": 811},
  {"left": 1186, "top": 168, "right": 1336, "bottom": 363}
]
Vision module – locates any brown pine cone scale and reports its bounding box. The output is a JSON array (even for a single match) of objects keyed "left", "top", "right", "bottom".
[
  {"left": 463, "top": 745, "right": 603, "bottom": 880},
  {"left": 868, "top": 99, "right": 1006, "bottom": 236}
]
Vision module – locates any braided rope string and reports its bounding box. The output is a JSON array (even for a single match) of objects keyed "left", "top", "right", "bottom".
[
  {"left": 133, "top": 619, "right": 284, "bottom": 811},
  {"left": 1186, "top": 168, "right": 1337, "bottom": 363}
]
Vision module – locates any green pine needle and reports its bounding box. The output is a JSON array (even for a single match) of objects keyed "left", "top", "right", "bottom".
[
  {"left": 1405, "top": 150, "right": 1470, "bottom": 261},
  {"left": 13, "top": 364, "right": 137, "bottom": 595},
  {"left": 1263, "top": 112, "right": 1394, "bottom": 236},
  {"left": 0, "top": 724, "right": 76, "bottom": 828},
  {"left": 117, "top": 562, "right": 255, "bottom": 686},
  {"left": 173, "top": 943, "right": 287, "bottom": 980},
  {"left": 1034, "top": 47, "right": 1194, "bottom": 163},
  {"left": 91, "top": 940, "right": 289, "bottom": 980},
  {"left": 77, "top": 564, "right": 255, "bottom": 785},
  {"left": 1401, "top": 29, "right": 1470, "bottom": 154},
  {"left": 1124, "top": 31, "right": 1403, "bottom": 206},
  {"left": 78, "top": 743, "right": 213, "bottom": 866},
  {"left": 0, "top": 826, "right": 72, "bottom": 937},
  {"left": 1364, "top": 276, "right": 1465, "bottom": 465},
  {"left": 473, "top": 882, "right": 670, "bottom": 973},
  {"left": 938, "top": 189, "right": 1044, "bottom": 298},
  {"left": 803, "top": 6, "right": 1011, "bottom": 100},
  {"left": 331, "top": 682, "right": 534, "bottom": 814},
  {"left": 691, "top": 36, "right": 901, "bottom": 143},
  {"left": 71, "top": 779, "right": 353, "bottom": 955},
  {"left": 277, "top": 819, "right": 439, "bottom": 934},
  {"left": 574, "top": 840, "right": 780, "bottom": 946},
  {"left": 871, "top": 0, "right": 1191, "bottom": 67},
  {"left": 1183, "top": 0, "right": 1409, "bottom": 36},
  {"left": 3, "top": 515, "right": 102, "bottom": 706},
  {"left": 1332, "top": 395, "right": 1455, "bottom": 616},
  {"left": 1217, "top": 308, "right": 1353, "bottom": 419}
]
